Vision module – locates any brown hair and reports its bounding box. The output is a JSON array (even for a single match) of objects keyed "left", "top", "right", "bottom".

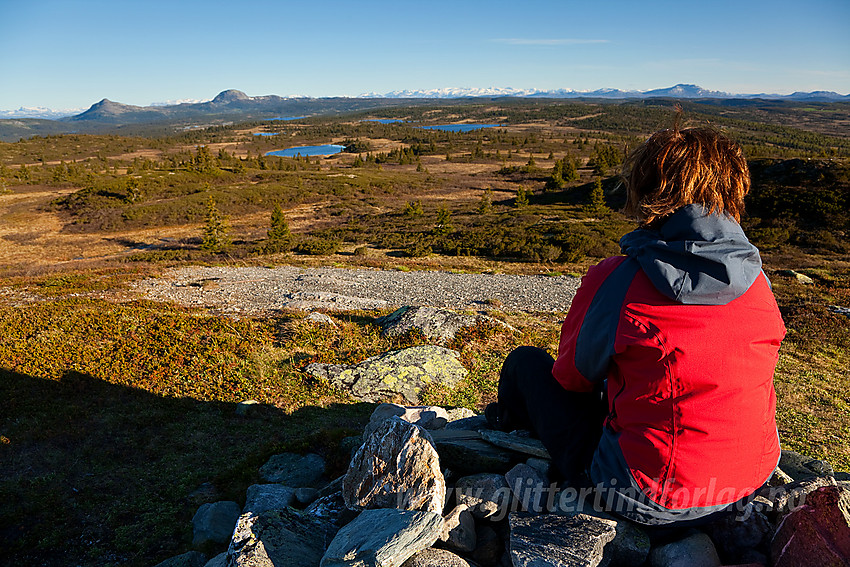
[{"left": 621, "top": 126, "right": 750, "bottom": 227}]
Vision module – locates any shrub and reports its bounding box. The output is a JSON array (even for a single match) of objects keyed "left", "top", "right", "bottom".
[{"left": 296, "top": 237, "right": 340, "bottom": 256}]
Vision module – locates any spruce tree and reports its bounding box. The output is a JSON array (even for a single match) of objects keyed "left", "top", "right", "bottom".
[
  {"left": 265, "top": 203, "right": 291, "bottom": 253},
  {"left": 201, "top": 195, "right": 230, "bottom": 252}
]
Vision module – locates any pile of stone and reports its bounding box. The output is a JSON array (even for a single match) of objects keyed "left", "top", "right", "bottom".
[{"left": 159, "top": 402, "right": 850, "bottom": 567}]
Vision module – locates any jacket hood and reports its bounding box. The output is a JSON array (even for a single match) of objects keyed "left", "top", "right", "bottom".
[{"left": 619, "top": 204, "right": 763, "bottom": 305}]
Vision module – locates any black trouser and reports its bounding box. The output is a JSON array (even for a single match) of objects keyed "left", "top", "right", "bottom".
[{"left": 497, "top": 346, "right": 607, "bottom": 486}]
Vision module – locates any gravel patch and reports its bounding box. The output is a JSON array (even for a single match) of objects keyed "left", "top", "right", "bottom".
[{"left": 133, "top": 266, "right": 581, "bottom": 315}]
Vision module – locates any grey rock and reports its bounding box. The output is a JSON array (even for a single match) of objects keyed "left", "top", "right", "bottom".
[
  {"left": 778, "top": 269, "right": 814, "bottom": 284},
  {"left": 376, "top": 306, "right": 480, "bottom": 341},
  {"left": 430, "top": 429, "right": 516, "bottom": 475},
  {"left": 479, "top": 429, "right": 551, "bottom": 459},
  {"left": 705, "top": 504, "right": 772, "bottom": 564},
  {"left": 259, "top": 452, "right": 326, "bottom": 487},
  {"left": 779, "top": 449, "right": 834, "bottom": 481},
  {"left": 186, "top": 482, "right": 221, "bottom": 506},
  {"left": 340, "top": 436, "right": 363, "bottom": 459},
  {"left": 229, "top": 507, "right": 339, "bottom": 567},
  {"left": 649, "top": 532, "right": 721, "bottom": 567},
  {"left": 305, "top": 345, "right": 468, "bottom": 404},
  {"left": 344, "top": 417, "right": 446, "bottom": 514},
  {"left": 401, "top": 548, "right": 470, "bottom": 567},
  {"left": 770, "top": 485, "right": 850, "bottom": 567},
  {"left": 295, "top": 487, "right": 320, "bottom": 506},
  {"left": 454, "top": 473, "right": 512, "bottom": 520},
  {"left": 235, "top": 399, "right": 260, "bottom": 417},
  {"left": 510, "top": 512, "right": 617, "bottom": 567},
  {"left": 444, "top": 407, "right": 477, "bottom": 423},
  {"left": 363, "top": 403, "right": 450, "bottom": 440},
  {"left": 768, "top": 466, "right": 795, "bottom": 486},
  {"left": 244, "top": 484, "right": 296, "bottom": 516},
  {"left": 525, "top": 457, "right": 551, "bottom": 479},
  {"left": 439, "top": 504, "right": 477, "bottom": 553},
  {"left": 320, "top": 508, "right": 445, "bottom": 567},
  {"left": 306, "top": 312, "right": 337, "bottom": 326},
  {"left": 305, "top": 490, "right": 360, "bottom": 528},
  {"left": 192, "top": 500, "right": 241, "bottom": 546},
  {"left": 759, "top": 475, "right": 837, "bottom": 516},
  {"left": 203, "top": 552, "right": 227, "bottom": 567},
  {"left": 553, "top": 504, "right": 650, "bottom": 567},
  {"left": 444, "top": 414, "right": 488, "bottom": 431},
  {"left": 505, "top": 463, "right": 549, "bottom": 513},
  {"left": 154, "top": 551, "right": 207, "bottom": 567},
  {"left": 828, "top": 305, "right": 850, "bottom": 319},
  {"left": 472, "top": 525, "right": 503, "bottom": 567}
]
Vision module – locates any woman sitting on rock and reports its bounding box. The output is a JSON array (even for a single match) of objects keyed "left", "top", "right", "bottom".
[{"left": 489, "top": 124, "right": 785, "bottom": 526}]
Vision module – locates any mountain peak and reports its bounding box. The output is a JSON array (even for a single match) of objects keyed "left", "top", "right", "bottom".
[{"left": 212, "top": 89, "right": 251, "bottom": 104}]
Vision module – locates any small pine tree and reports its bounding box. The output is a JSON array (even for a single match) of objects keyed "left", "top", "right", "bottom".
[
  {"left": 265, "top": 203, "right": 291, "bottom": 253},
  {"left": 201, "top": 195, "right": 230, "bottom": 252},
  {"left": 435, "top": 207, "right": 453, "bottom": 235},
  {"left": 352, "top": 155, "right": 364, "bottom": 168},
  {"left": 404, "top": 200, "right": 424, "bottom": 217},
  {"left": 526, "top": 154, "right": 536, "bottom": 168},
  {"left": 586, "top": 177, "right": 609, "bottom": 216},
  {"left": 478, "top": 188, "right": 494, "bottom": 214},
  {"left": 515, "top": 185, "right": 530, "bottom": 208}
]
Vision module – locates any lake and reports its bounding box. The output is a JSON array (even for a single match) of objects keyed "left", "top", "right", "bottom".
[
  {"left": 264, "top": 144, "right": 346, "bottom": 157},
  {"left": 362, "top": 119, "right": 403, "bottom": 124},
  {"left": 253, "top": 133, "right": 279, "bottom": 136},
  {"left": 416, "top": 123, "right": 501, "bottom": 132},
  {"left": 269, "top": 116, "right": 306, "bottom": 121}
]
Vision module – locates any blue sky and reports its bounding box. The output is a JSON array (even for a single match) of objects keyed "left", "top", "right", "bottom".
[{"left": 1, "top": 0, "right": 848, "bottom": 110}]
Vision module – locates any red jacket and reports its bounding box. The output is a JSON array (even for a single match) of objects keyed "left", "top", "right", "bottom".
[{"left": 552, "top": 205, "right": 784, "bottom": 522}]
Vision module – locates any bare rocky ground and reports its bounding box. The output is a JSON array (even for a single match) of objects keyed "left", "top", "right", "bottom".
[{"left": 133, "top": 265, "right": 582, "bottom": 315}]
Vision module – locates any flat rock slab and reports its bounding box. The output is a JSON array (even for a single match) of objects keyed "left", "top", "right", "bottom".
[
  {"left": 376, "top": 306, "right": 480, "bottom": 341},
  {"left": 229, "top": 508, "right": 339, "bottom": 567},
  {"left": 479, "top": 429, "right": 551, "bottom": 459},
  {"left": 259, "top": 452, "right": 326, "bottom": 487},
  {"left": 510, "top": 513, "right": 617, "bottom": 567},
  {"left": 305, "top": 345, "right": 467, "bottom": 404},
  {"left": 321, "top": 508, "right": 445, "bottom": 567},
  {"left": 429, "top": 429, "right": 517, "bottom": 475},
  {"left": 344, "top": 417, "right": 446, "bottom": 514}
]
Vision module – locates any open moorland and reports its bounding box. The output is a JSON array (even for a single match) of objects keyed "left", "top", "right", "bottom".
[{"left": 1, "top": 98, "right": 849, "bottom": 565}]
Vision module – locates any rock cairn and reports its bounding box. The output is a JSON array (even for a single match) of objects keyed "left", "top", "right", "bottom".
[{"left": 161, "top": 402, "right": 850, "bottom": 567}]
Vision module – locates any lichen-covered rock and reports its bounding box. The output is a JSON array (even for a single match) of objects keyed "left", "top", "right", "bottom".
[
  {"left": 510, "top": 512, "right": 617, "bottom": 567},
  {"left": 305, "top": 345, "right": 467, "bottom": 404},
  {"left": 454, "top": 473, "right": 512, "bottom": 519},
  {"left": 228, "top": 508, "right": 339, "bottom": 567},
  {"left": 320, "top": 508, "right": 444, "bottom": 567},
  {"left": 376, "top": 306, "right": 481, "bottom": 341},
  {"left": 192, "top": 501, "right": 241, "bottom": 547},
  {"left": 258, "top": 452, "right": 326, "bottom": 487},
  {"left": 439, "top": 504, "right": 476, "bottom": 553},
  {"left": 770, "top": 485, "right": 850, "bottom": 567},
  {"left": 344, "top": 417, "right": 446, "bottom": 514}
]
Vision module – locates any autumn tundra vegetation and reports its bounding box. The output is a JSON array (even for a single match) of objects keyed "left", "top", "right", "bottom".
[{"left": 0, "top": 98, "right": 848, "bottom": 565}]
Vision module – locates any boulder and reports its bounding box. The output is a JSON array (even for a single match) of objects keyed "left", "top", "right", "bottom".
[
  {"left": 509, "top": 512, "right": 617, "bottom": 567},
  {"left": 154, "top": 551, "right": 207, "bottom": 567},
  {"left": 705, "top": 505, "right": 772, "bottom": 564},
  {"left": 235, "top": 400, "right": 260, "bottom": 417},
  {"left": 305, "top": 490, "right": 360, "bottom": 528},
  {"left": 228, "top": 508, "right": 339, "bottom": 567},
  {"left": 553, "top": 505, "right": 650, "bottom": 567},
  {"left": 305, "top": 345, "right": 468, "bottom": 404},
  {"left": 295, "top": 487, "right": 320, "bottom": 506},
  {"left": 376, "top": 306, "right": 480, "bottom": 341},
  {"left": 454, "top": 473, "right": 512, "bottom": 520},
  {"left": 320, "top": 508, "right": 445, "bottom": 567},
  {"left": 343, "top": 417, "right": 446, "bottom": 514},
  {"left": 649, "top": 532, "right": 721, "bottom": 567},
  {"left": 203, "top": 552, "right": 227, "bottom": 567},
  {"left": 778, "top": 269, "right": 814, "bottom": 284},
  {"left": 439, "top": 504, "right": 477, "bottom": 553},
  {"left": 306, "top": 312, "right": 337, "bottom": 326},
  {"left": 479, "top": 429, "right": 551, "bottom": 459},
  {"left": 362, "top": 403, "right": 450, "bottom": 440},
  {"left": 779, "top": 450, "right": 834, "bottom": 481},
  {"left": 444, "top": 407, "right": 477, "bottom": 423},
  {"left": 759, "top": 475, "right": 836, "bottom": 516},
  {"left": 191, "top": 501, "right": 241, "bottom": 547},
  {"left": 472, "top": 525, "right": 503, "bottom": 567},
  {"left": 429, "top": 429, "right": 516, "bottom": 475},
  {"left": 259, "top": 452, "right": 326, "bottom": 487},
  {"left": 243, "top": 484, "right": 296, "bottom": 516},
  {"left": 770, "top": 485, "right": 850, "bottom": 567},
  {"left": 444, "top": 414, "right": 488, "bottom": 431},
  {"left": 401, "top": 548, "right": 471, "bottom": 567},
  {"left": 505, "top": 463, "right": 549, "bottom": 513}
]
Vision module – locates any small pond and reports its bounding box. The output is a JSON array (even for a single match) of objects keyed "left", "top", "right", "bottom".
[
  {"left": 416, "top": 123, "right": 502, "bottom": 132},
  {"left": 269, "top": 116, "right": 306, "bottom": 121},
  {"left": 264, "top": 144, "right": 346, "bottom": 157},
  {"left": 253, "top": 132, "right": 279, "bottom": 136},
  {"left": 362, "top": 119, "right": 404, "bottom": 124}
]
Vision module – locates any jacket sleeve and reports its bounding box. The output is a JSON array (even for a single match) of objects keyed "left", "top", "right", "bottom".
[{"left": 552, "top": 256, "right": 634, "bottom": 392}]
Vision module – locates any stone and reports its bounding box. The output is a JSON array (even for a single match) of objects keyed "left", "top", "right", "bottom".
[
  {"left": 705, "top": 505, "right": 772, "bottom": 564},
  {"left": 455, "top": 473, "right": 513, "bottom": 520},
  {"left": 363, "top": 403, "right": 450, "bottom": 440},
  {"left": 553, "top": 504, "right": 650, "bottom": 567},
  {"left": 243, "top": 484, "right": 296, "bottom": 516},
  {"left": 439, "top": 504, "right": 476, "bottom": 553},
  {"left": 505, "top": 463, "right": 549, "bottom": 513},
  {"left": 758, "top": 475, "right": 836, "bottom": 516},
  {"left": 295, "top": 487, "right": 320, "bottom": 506},
  {"left": 191, "top": 500, "right": 241, "bottom": 547},
  {"left": 778, "top": 269, "right": 814, "bottom": 284},
  {"left": 768, "top": 467, "right": 794, "bottom": 486},
  {"left": 430, "top": 429, "right": 516, "bottom": 475},
  {"left": 770, "top": 485, "right": 850, "bottom": 567},
  {"left": 305, "top": 345, "right": 468, "bottom": 404},
  {"left": 320, "top": 508, "right": 444, "bottom": 567},
  {"left": 779, "top": 450, "right": 834, "bottom": 481},
  {"left": 186, "top": 482, "right": 221, "bottom": 506},
  {"left": 472, "top": 525, "right": 503, "bottom": 567},
  {"left": 154, "top": 551, "right": 207, "bottom": 567},
  {"left": 305, "top": 490, "right": 360, "bottom": 528},
  {"left": 401, "top": 548, "right": 471, "bottom": 567},
  {"left": 510, "top": 512, "right": 617, "bottom": 567},
  {"left": 828, "top": 305, "right": 850, "bottom": 319},
  {"left": 525, "top": 457, "right": 551, "bottom": 478},
  {"left": 444, "top": 407, "right": 477, "bottom": 423},
  {"left": 376, "top": 305, "right": 480, "bottom": 341},
  {"left": 444, "top": 414, "right": 488, "bottom": 431},
  {"left": 203, "top": 553, "right": 226, "bottom": 567},
  {"left": 649, "top": 532, "right": 722, "bottom": 567},
  {"left": 259, "top": 452, "right": 326, "bottom": 487},
  {"left": 229, "top": 507, "right": 339, "bottom": 567},
  {"left": 344, "top": 417, "right": 446, "bottom": 514},
  {"left": 306, "top": 312, "right": 337, "bottom": 326},
  {"left": 479, "top": 429, "right": 551, "bottom": 459},
  {"left": 235, "top": 399, "right": 260, "bottom": 417}
]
